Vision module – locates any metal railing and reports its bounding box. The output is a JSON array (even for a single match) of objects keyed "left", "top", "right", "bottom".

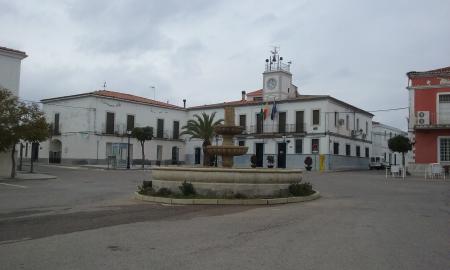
[
  {"left": 245, "top": 124, "right": 306, "bottom": 135},
  {"left": 265, "top": 62, "right": 290, "bottom": 73},
  {"left": 51, "top": 123, "right": 62, "bottom": 135},
  {"left": 155, "top": 129, "right": 181, "bottom": 140}
]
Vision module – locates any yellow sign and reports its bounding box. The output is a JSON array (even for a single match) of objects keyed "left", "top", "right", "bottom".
[{"left": 319, "top": 154, "right": 325, "bottom": 172}]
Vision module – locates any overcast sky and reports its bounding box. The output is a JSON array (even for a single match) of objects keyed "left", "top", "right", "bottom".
[{"left": 1, "top": 0, "right": 450, "bottom": 130}]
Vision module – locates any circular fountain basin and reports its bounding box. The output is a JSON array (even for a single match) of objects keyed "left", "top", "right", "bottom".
[
  {"left": 213, "top": 125, "right": 245, "bottom": 135},
  {"left": 151, "top": 167, "right": 303, "bottom": 197}
]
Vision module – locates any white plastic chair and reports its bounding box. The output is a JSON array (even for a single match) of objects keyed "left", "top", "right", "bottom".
[
  {"left": 426, "top": 163, "right": 446, "bottom": 180},
  {"left": 390, "top": 165, "right": 401, "bottom": 178}
]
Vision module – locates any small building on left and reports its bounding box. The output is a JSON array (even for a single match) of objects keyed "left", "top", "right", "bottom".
[{"left": 0, "top": 46, "right": 28, "bottom": 177}]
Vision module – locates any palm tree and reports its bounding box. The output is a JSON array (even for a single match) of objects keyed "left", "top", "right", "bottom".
[{"left": 180, "top": 112, "right": 223, "bottom": 166}]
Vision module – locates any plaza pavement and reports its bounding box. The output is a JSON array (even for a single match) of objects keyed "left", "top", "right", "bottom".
[{"left": 0, "top": 165, "right": 448, "bottom": 270}]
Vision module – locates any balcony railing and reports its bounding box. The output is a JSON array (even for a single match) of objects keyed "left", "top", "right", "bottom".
[
  {"left": 413, "top": 112, "right": 450, "bottom": 129},
  {"left": 265, "top": 62, "right": 290, "bottom": 73},
  {"left": 244, "top": 124, "right": 306, "bottom": 135},
  {"left": 51, "top": 123, "right": 62, "bottom": 135},
  {"left": 154, "top": 130, "right": 181, "bottom": 140}
]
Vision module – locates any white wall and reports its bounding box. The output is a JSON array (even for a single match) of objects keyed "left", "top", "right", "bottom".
[
  {"left": 40, "top": 95, "right": 187, "bottom": 164},
  {"left": 372, "top": 123, "right": 408, "bottom": 165},
  {"left": 0, "top": 53, "right": 22, "bottom": 96},
  {"left": 0, "top": 48, "right": 26, "bottom": 177},
  {"left": 186, "top": 98, "right": 373, "bottom": 157}
]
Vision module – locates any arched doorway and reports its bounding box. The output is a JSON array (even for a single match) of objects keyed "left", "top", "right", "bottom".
[{"left": 49, "top": 139, "right": 62, "bottom": 163}]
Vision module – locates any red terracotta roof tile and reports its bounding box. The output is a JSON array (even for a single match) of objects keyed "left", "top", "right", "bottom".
[
  {"left": 407, "top": 66, "right": 450, "bottom": 77},
  {"left": 246, "top": 89, "right": 263, "bottom": 96},
  {"left": 92, "top": 90, "right": 184, "bottom": 110}
]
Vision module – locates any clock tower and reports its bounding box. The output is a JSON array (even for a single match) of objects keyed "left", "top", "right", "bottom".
[{"left": 262, "top": 47, "right": 298, "bottom": 101}]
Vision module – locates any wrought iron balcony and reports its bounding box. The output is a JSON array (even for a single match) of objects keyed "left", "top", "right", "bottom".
[{"left": 243, "top": 124, "right": 306, "bottom": 135}]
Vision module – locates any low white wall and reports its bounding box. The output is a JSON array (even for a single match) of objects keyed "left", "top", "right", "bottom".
[{"left": 0, "top": 151, "right": 12, "bottom": 177}]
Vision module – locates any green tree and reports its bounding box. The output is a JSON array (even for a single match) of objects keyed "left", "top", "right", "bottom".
[
  {"left": 388, "top": 135, "right": 412, "bottom": 168},
  {"left": 180, "top": 112, "right": 223, "bottom": 166},
  {"left": 132, "top": 126, "right": 153, "bottom": 169},
  {"left": 0, "top": 88, "right": 50, "bottom": 177}
]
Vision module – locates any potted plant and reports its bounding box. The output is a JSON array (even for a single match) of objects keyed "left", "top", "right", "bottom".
[
  {"left": 267, "top": 155, "right": 274, "bottom": 168},
  {"left": 250, "top": 154, "right": 257, "bottom": 168},
  {"left": 304, "top": 156, "right": 313, "bottom": 171}
]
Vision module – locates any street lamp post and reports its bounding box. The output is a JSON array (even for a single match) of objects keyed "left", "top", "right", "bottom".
[{"left": 127, "top": 130, "right": 132, "bottom": 169}]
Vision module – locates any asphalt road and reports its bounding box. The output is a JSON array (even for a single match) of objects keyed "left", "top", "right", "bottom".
[{"left": 0, "top": 165, "right": 449, "bottom": 270}]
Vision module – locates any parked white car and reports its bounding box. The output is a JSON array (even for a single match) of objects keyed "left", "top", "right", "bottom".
[{"left": 369, "top": 156, "right": 389, "bottom": 170}]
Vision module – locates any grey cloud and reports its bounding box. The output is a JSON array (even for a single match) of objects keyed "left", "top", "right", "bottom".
[
  {"left": 67, "top": 0, "right": 218, "bottom": 55},
  {"left": 2, "top": 0, "right": 450, "bottom": 131}
]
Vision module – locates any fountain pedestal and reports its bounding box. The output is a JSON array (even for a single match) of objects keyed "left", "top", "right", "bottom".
[{"left": 206, "top": 106, "right": 248, "bottom": 168}]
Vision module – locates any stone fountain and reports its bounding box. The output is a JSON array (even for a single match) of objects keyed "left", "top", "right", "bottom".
[
  {"left": 205, "top": 106, "right": 248, "bottom": 168},
  {"left": 150, "top": 106, "right": 303, "bottom": 197}
]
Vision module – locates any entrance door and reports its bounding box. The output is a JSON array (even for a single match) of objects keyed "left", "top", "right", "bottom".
[
  {"left": 194, "top": 147, "right": 201, "bottom": 165},
  {"left": 49, "top": 139, "right": 62, "bottom": 163},
  {"left": 255, "top": 143, "right": 264, "bottom": 167},
  {"left": 171, "top": 146, "right": 179, "bottom": 165},
  {"left": 277, "top": 143, "right": 287, "bottom": 168},
  {"left": 31, "top": 143, "right": 39, "bottom": 162}
]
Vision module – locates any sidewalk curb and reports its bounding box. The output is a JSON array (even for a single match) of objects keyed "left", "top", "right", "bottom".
[{"left": 134, "top": 191, "right": 320, "bottom": 205}]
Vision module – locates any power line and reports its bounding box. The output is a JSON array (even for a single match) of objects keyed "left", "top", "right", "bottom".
[{"left": 368, "top": 107, "right": 409, "bottom": 113}]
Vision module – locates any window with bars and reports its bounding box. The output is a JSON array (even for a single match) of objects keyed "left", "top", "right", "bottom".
[
  {"left": 126, "top": 114, "right": 135, "bottom": 131},
  {"left": 346, "top": 144, "right": 351, "bottom": 156},
  {"left": 311, "top": 139, "right": 319, "bottom": 153},
  {"left": 295, "top": 139, "right": 303, "bottom": 154},
  {"left": 439, "top": 138, "right": 450, "bottom": 162},
  {"left": 333, "top": 142, "right": 339, "bottom": 155},
  {"left": 439, "top": 94, "right": 450, "bottom": 102},
  {"left": 239, "top": 114, "right": 246, "bottom": 129},
  {"left": 312, "top": 110, "right": 320, "bottom": 125},
  {"left": 439, "top": 94, "right": 450, "bottom": 124}
]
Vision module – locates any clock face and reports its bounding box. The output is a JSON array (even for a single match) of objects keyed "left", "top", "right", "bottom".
[{"left": 267, "top": 78, "right": 277, "bottom": 90}]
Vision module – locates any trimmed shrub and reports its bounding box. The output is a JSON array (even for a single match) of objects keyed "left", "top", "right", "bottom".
[
  {"left": 137, "top": 184, "right": 154, "bottom": 195},
  {"left": 288, "top": 182, "right": 314, "bottom": 196},
  {"left": 250, "top": 154, "right": 257, "bottom": 168},
  {"left": 156, "top": 187, "right": 172, "bottom": 197},
  {"left": 304, "top": 156, "right": 312, "bottom": 166},
  {"left": 179, "top": 181, "right": 196, "bottom": 196},
  {"left": 234, "top": 193, "right": 247, "bottom": 199}
]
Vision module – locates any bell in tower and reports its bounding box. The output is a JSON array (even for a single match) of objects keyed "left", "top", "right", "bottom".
[{"left": 262, "top": 47, "right": 298, "bottom": 101}]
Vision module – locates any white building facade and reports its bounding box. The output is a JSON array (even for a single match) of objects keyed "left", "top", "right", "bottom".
[
  {"left": 371, "top": 122, "right": 408, "bottom": 166},
  {"left": 39, "top": 50, "right": 374, "bottom": 171},
  {"left": 40, "top": 91, "right": 186, "bottom": 167},
  {"left": 0, "top": 46, "right": 27, "bottom": 177}
]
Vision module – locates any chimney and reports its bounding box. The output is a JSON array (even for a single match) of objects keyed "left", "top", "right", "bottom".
[
  {"left": 241, "top": 91, "right": 246, "bottom": 101},
  {"left": 183, "top": 99, "right": 186, "bottom": 108}
]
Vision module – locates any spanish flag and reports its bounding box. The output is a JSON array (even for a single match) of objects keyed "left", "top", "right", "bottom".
[{"left": 263, "top": 102, "right": 269, "bottom": 120}]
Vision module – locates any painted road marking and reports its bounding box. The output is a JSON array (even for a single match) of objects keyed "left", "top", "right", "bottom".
[
  {"left": 0, "top": 183, "right": 27, "bottom": 188},
  {"left": 0, "top": 237, "right": 32, "bottom": 245}
]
